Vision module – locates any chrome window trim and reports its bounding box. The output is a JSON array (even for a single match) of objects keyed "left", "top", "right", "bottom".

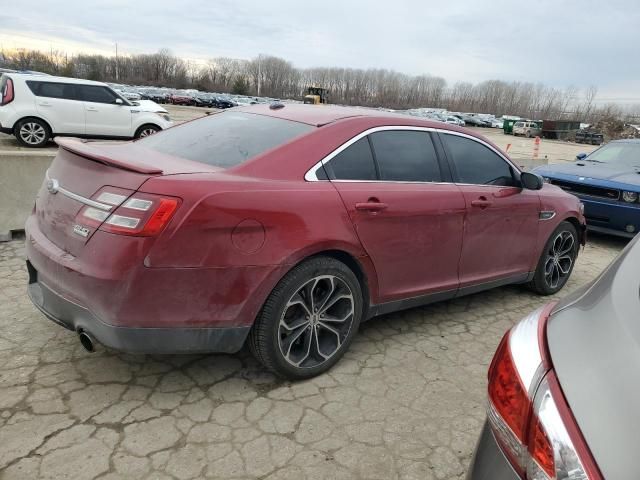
[
  {"left": 304, "top": 125, "right": 521, "bottom": 184},
  {"left": 45, "top": 170, "right": 113, "bottom": 212}
]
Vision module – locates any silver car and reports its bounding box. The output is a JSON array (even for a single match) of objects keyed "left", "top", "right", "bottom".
[
  {"left": 467, "top": 233, "right": 639, "bottom": 479},
  {"left": 513, "top": 121, "right": 541, "bottom": 138}
]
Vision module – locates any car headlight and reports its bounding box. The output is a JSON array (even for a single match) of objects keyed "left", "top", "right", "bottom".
[
  {"left": 162, "top": 114, "right": 171, "bottom": 122},
  {"left": 622, "top": 191, "right": 638, "bottom": 203}
]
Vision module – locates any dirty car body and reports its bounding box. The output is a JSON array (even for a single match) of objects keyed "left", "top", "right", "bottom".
[{"left": 25, "top": 104, "right": 585, "bottom": 378}]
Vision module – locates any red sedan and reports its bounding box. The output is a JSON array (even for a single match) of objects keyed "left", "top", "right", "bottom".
[
  {"left": 168, "top": 93, "right": 194, "bottom": 105},
  {"left": 25, "top": 104, "right": 585, "bottom": 379}
]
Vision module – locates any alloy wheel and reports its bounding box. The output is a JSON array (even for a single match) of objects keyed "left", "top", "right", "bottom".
[
  {"left": 138, "top": 127, "right": 158, "bottom": 137},
  {"left": 278, "top": 275, "right": 355, "bottom": 369},
  {"left": 19, "top": 122, "right": 46, "bottom": 145},
  {"left": 543, "top": 231, "right": 575, "bottom": 289}
]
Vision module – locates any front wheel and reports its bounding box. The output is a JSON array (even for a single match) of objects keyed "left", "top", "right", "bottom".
[
  {"left": 134, "top": 124, "right": 160, "bottom": 138},
  {"left": 248, "top": 257, "right": 363, "bottom": 380},
  {"left": 529, "top": 221, "right": 579, "bottom": 295}
]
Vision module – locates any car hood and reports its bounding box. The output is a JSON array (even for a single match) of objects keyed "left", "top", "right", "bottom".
[
  {"left": 548, "top": 234, "right": 640, "bottom": 479},
  {"left": 535, "top": 162, "right": 640, "bottom": 187},
  {"left": 134, "top": 99, "right": 168, "bottom": 114}
]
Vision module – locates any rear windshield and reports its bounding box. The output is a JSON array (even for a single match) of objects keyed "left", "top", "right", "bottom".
[{"left": 139, "top": 111, "right": 313, "bottom": 168}]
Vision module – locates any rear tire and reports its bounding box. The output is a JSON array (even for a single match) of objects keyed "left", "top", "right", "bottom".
[
  {"left": 134, "top": 124, "right": 160, "bottom": 138},
  {"left": 529, "top": 221, "right": 578, "bottom": 295},
  {"left": 15, "top": 118, "right": 51, "bottom": 148},
  {"left": 248, "top": 257, "right": 363, "bottom": 380}
]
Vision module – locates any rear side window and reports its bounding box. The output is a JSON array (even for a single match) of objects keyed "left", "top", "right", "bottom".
[
  {"left": 138, "top": 112, "right": 313, "bottom": 168},
  {"left": 369, "top": 130, "right": 441, "bottom": 182},
  {"left": 325, "top": 137, "right": 377, "bottom": 181},
  {"left": 26, "top": 81, "right": 76, "bottom": 100},
  {"left": 77, "top": 85, "right": 119, "bottom": 104},
  {"left": 441, "top": 133, "right": 515, "bottom": 186}
]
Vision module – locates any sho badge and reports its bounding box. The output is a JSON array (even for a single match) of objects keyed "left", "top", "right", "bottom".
[{"left": 73, "top": 224, "right": 90, "bottom": 238}]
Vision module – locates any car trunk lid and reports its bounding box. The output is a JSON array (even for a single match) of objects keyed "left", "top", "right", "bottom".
[{"left": 35, "top": 138, "right": 219, "bottom": 256}]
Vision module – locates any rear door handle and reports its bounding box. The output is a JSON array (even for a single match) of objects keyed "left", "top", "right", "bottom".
[
  {"left": 38, "top": 102, "right": 51, "bottom": 107},
  {"left": 471, "top": 197, "right": 493, "bottom": 208},
  {"left": 355, "top": 200, "right": 388, "bottom": 212},
  {"left": 86, "top": 107, "right": 98, "bottom": 112}
]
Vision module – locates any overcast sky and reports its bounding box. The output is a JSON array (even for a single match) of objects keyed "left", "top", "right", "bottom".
[{"left": 2, "top": 0, "right": 639, "bottom": 103}]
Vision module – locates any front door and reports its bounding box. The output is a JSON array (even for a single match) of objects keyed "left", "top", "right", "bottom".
[
  {"left": 324, "top": 130, "right": 466, "bottom": 302},
  {"left": 77, "top": 85, "right": 132, "bottom": 137},
  {"left": 439, "top": 132, "right": 540, "bottom": 287}
]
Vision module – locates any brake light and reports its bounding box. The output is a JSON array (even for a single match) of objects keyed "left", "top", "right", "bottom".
[
  {"left": 487, "top": 304, "right": 603, "bottom": 480},
  {"left": 1, "top": 78, "right": 14, "bottom": 106},
  {"left": 74, "top": 188, "right": 180, "bottom": 237},
  {"left": 99, "top": 193, "right": 179, "bottom": 236}
]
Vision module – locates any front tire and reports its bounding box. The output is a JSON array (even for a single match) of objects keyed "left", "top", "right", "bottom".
[
  {"left": 529, "top": 221, "right": 578, "bottom": 295},
  {"left": 15, "top": 118, "right": 51, "bottom": 147},
  {"left": 134, "top": 124, "right": 160, "bottom": 138},
  {"left": 249, "top": 257, "right": 363, "bottom": 380}
]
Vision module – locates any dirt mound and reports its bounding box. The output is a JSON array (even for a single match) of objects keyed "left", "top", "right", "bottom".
[{"left": 590, "top": 118, "right": 640, "bottom": 141}]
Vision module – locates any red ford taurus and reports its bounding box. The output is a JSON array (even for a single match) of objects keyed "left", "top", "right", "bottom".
[{"left": 25, "top": 104, "right": 585, "bottom": 379}]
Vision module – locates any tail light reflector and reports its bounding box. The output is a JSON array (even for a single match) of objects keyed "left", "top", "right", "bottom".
[
  {"left": 487, "top": 304, "right": 603, "bottom": 480},
  {"left": 1, "top": 78, "right": 14, "bottom": 106}
]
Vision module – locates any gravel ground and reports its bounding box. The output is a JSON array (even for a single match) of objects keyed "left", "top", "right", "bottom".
[{"left": 0, "top": 232, "right": 627, "bottom": 479}]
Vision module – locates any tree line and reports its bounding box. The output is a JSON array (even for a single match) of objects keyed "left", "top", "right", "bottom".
[{"left": 1, "top": 47, "right": 635, "bottom": 122}]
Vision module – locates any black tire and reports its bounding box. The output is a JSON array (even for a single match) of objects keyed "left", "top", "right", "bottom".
[
  {"left": 134, "top": 124, "right": 161, "bottom": 138},
  {"left": 14, "top": 118, "right": 51, "bottom": 148},
  {"left": 529, "top": 221, "right": 579, "bottom": 295},
  {"left": 248, "top": 257, "right": 363, "bottom": 380},
  {"left": 525, "top": 130, "right": 532, "bottom": 138}
]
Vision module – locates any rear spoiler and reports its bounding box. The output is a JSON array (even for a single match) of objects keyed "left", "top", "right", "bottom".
[{"left": 55, "top": 137, "right": 163, "bottom": 174}]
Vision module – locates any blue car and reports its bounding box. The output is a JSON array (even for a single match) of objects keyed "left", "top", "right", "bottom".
[{"left": 534, "top": 139, "right": 640, "bottom": 237}]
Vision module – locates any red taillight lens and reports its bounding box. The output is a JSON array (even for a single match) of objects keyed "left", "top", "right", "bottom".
[
  {"left": 528, "top": 412, "right": 554, "bottom": 478},
  {"left": 99, "top": 193, "right": 179, "bottom": 236},
  {"left": 488, "top": 333, "right": 530, "bottom": 442},
  {"left": 1, "top": 78, "right": 15, "bottom": 106},
  {"left": 487, "top": 304, "right": 603, "bottom": 480}
]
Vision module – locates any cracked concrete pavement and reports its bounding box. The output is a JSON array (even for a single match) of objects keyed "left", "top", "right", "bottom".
[{"left": 0, "top": 233, "right": 627, "bottom": 479}]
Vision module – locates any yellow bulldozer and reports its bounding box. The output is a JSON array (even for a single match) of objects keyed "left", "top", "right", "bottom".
[{"left": 303, "top": 86, "right": 328, "bottom": 105}]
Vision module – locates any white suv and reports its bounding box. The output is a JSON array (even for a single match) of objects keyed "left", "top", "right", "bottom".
[{"left": 0, "top": 73, "right": 172, "bottom": 147}]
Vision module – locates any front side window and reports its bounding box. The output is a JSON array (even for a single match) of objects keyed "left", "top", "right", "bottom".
[
  {"left": 369, "top": 130, "right": 441, "bottom": 182},
  {"left": 138, "top": 111, "right": 313, "bottom": 168},
  {"left": 78, "top": 85, "right": 119, "bottom": 104},
  {"left": 324, "top": 137, "right": 377, "bottom": 181},
  {"left": 441, "top": 133, "right": 515, "bottom": 186},
  {"left": 26, "top": 81, "right": 76, "bottom": 100}
]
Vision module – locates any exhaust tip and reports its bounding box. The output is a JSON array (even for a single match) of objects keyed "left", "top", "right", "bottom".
[{"left": 79, "top": 331, "right": 95, "bottom": 353}]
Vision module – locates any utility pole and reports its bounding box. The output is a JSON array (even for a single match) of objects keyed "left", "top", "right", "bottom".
[
  {"left": 115, "top": 43, "right": 119, "bottom": 82},
  {"left": 257, "top": 55, "right": 261, "bottom": 96}
]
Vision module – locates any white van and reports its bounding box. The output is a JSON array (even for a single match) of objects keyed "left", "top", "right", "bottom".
[{"left": 0, "top": 73, "right": 172, "bottom": 147}]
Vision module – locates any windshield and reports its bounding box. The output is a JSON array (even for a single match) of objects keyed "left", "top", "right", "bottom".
[
  {"left": 586, "top": 142, "right": 640, "bottom": 168},
  {"left": 137, "top": 111, "right": 314, "bottom": 168}
]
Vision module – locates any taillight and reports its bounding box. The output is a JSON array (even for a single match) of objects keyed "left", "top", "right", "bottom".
[
  {"left": 1, "top": 78, "right": 15, "bottom": 106},
  {"left": 487, "top": 304, "right": 603, "bottom": 480},
  {"left": 75, "top": 188, "right": 180, "bottom": 237}
]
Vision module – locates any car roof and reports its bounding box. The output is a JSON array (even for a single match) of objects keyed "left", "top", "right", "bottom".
[
  {"left": 234, "top": 103, "right": 449, "bottom": 127},
  {"left": 6, "top": 73, "right": 108, "bottom": 87},
  {"left": 610, "top": 139, "right": 640, "bottom": 143}
]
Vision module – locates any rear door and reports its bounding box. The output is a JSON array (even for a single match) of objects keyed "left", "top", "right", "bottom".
[
  {"left": 326, "top": 129, "right": 465, "bottom": 303},
  {"left": 77, "top": 85, "right": 132, "bottom": 137},
  {"left": 439, "top": 132, "right": 540, "bottom": 287},
  {"left": 28, "top": 81, "right": 85, "bottom": 134}
]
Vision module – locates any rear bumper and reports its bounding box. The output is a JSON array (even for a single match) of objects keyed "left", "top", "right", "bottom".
[
  {"left": 580, "top": 196, "right": 640, "bottom": 237},
  {"left": 27, "top": 272, "right": 250, "bottom": 354},
  {"left": 466, "top": 421, "right": 520, "bottom": 480}
]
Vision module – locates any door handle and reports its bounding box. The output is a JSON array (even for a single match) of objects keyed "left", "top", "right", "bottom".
[
  {"left": 86, "top": 107, "right": 98, "bottom": 112},
  {"left": 355, "top": 199, "right": 388, "bottom": 212},
  {"left": 471, "top": 196, "right": 493, "bottom": 208},
  {"left": 38, "top": 102, "right": 51, "bottom": 107}
]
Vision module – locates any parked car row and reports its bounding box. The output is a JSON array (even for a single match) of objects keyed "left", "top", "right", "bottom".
[{"left": 404, "top": 108, "right": 506, "bottom": 129}]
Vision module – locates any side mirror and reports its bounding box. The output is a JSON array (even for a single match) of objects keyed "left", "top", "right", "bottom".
[
  {"left": 115, "top": 98, "right": 124, "bottom": 105},
  {"left": 576, "top": 152, "right": 587, "bottom": 161},
  {"left": 520, "top": 171, "right": 544, "bottom": 190}
]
